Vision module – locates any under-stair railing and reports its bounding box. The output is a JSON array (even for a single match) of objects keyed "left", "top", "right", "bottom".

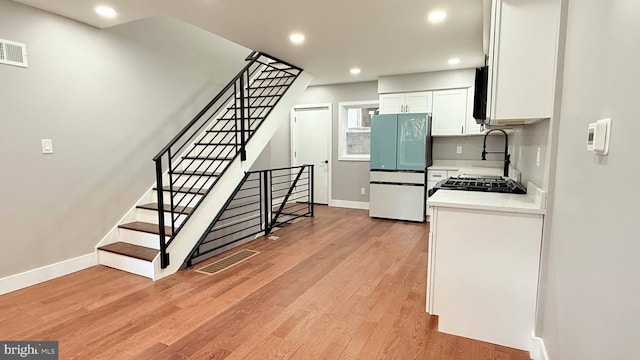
[
  {"left": 185, "top": 165, "right": 314, "bottom": 267},
  {"left": 153, "top": 52, "right": 303, "bottom": 268}
]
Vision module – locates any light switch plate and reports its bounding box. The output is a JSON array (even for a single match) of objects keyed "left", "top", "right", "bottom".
[
  {"left": 456, "top": 145, "right": 463, "bottom": 154},
  {"left": 41, "top": 139, "right": 53, "bottom": 154}
]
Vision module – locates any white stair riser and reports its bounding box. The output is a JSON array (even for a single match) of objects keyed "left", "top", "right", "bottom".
[
  {"left": 167, "top": 174, "right": 216, "bottom": 189},
  {"left": 184, "top": 144, "right": 236, "bottom": 158},
  {"left": 118, "top": 227, "right": 164, "bottom": 250},
  {"left": 136, "top": 208, "right": 187, "bottom": 228},
  {"left": 199, "top": 131, "right": 238, "bottom": 145},
  {"left": 179, "top": 160, "right": 231, "bottom": 172},
  {"left": 152, "top": 191, "right": 203, "bottom": 208},
  {"left": 98, "top": 250, "right": 155, "bottom": 279},
  {"left": 205, "top": 121, "right": 259, "bottom": 134}
]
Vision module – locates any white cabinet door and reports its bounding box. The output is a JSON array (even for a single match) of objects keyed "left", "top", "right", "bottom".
[
  {"left": 379, "top": 93, "right": 404, "bottom": 114},
  {"left": 489, "top": 0, "right": 559, "bottom": 121},
  {"left": 430, "top": 207, "right": 543, "bottom": 350},
  {"left": 405, "top": 91, "right": 433, "bottom": 113},
  {"left": 465, "top": 87, "right": 484, "bottom": 135},
  {"left": 431, "top": 89, "right": 467, "bottom": 136},
  {"left": 379, "top": 91, "right": 432, "bottom": 114}
]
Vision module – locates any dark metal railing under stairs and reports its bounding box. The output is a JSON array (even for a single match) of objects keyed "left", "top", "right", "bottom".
[
  {"left": 153, "top": 52, "right": 303, "bottom": 268},
  {"left": 185, "top": 165, "right": 314, "bottom": 267}
]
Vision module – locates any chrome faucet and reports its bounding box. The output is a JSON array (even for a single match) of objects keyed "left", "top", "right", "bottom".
[{"left": 482, "top": 129, "right": 510, "bottom": 177}]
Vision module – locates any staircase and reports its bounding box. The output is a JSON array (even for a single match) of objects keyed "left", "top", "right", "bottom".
[{"left": 96, "top": 52, "right": 312, "bottom": 280}]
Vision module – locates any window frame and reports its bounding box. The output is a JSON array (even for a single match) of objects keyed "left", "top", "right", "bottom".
[{"left": 338, "top": 100, "right": 379, "bottom": 162}]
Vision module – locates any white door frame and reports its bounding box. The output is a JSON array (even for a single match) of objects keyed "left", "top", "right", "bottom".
[{"left": 290, "top": 103, "right": 332, "bottom": 205}]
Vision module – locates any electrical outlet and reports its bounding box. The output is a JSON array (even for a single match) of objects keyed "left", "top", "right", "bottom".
[
  {"left": 360, "top": 187, "right": 366, "bottom": 195},
  {"left": 41, "top": 139, "right": 53, "bottom": 154},
  {"left": 536, "top": 147, "right": 541, "bottom": 167},
  {"left": 456, "top": 145, "right": 463, "bottom": 154}
]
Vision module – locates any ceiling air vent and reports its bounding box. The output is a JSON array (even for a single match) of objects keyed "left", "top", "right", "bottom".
[{"left": 0, "top": 39, "right": 28, "bottom": 68}]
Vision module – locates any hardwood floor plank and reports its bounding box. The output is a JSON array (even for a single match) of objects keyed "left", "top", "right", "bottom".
[{"left": 0, "top": 206, "right": 531, "bottom": 360}]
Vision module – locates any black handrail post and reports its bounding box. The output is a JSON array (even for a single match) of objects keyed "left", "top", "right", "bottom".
[
  {"left": 263, "top": 170, "right": 271, "bottom": 235},
  {"left": 239, "top": 74, "right": 247, "bottom": 161},
  {"left": 310, "top": 164, "right": 315, "bottom": 216},
  {"left": 246, "top": 70, "right": 252, "bottom": 142},
  {"left": 156, "top": 158, "right": 170, "bottom": 268},
  {"left": 167, "top": 149, "right": 175, "bottom": 236}
]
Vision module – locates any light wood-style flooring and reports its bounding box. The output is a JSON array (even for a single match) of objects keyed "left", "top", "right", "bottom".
[{"left": 0, "top": 206, "right": 530, "bottom": 359}]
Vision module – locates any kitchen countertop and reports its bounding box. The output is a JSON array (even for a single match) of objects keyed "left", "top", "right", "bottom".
[{"left": 427, "top": 189, "right": 546, "bottom": 215}]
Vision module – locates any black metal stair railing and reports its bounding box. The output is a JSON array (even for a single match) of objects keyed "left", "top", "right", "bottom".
[
  {"left": 153, "top": 52, "right": 303, "bottom": 268},
  {"left": 185, "top": 165, "right": 314, "bottom": 267}
]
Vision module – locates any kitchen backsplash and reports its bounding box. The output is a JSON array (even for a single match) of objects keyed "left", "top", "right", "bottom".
[
  {"left": 511, "top": 120, "right": 550, "bottom": 189},
  {"left": 432, "top": 135, "right": 507, "bottom": 161},
  {"left": 432, "top": 120, "right": 550, "bottom": 189}
]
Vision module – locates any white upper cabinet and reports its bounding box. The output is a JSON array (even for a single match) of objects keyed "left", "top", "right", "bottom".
[
  {"left": 431, "top": 89, "right": 468, "bottom": 136},
  {"left": 465, "top": 87, "right": 483, "bottom": 135},
  {"left": 379, "top": 91, "right": 432, "bottom": 114},
  {"left": 488, "top": 0, "right": 560, "bottom": 122},
  {"left": 404, "top": 92, "right": 433, "bottom": 113}
]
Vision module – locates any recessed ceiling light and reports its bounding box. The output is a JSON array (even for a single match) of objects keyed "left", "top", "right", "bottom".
[
  {"left": 95, "top": 5, "right": 118, "bottom": 19},
  {"left": 350, "top": 68, "right": 361, "bottom": 75},
  {"left": 289, "top": 33, "right": 305, "bottom": 45},
  {"left": 427, "top": 10, "right": 447, "bottom": 24},
  {"left": 448, "top": 58, "right": 461, "bottom": 65}
]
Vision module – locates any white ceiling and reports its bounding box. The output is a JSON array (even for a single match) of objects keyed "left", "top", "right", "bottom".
[{"left": 12, "top": 0, "right": 485, "bottom": 85}]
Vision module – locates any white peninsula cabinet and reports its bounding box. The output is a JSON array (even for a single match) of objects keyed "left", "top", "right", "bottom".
[
  {"left": 379, "top": 91, "right": 432, "bottom": 114},
  {"left": 426, "top": 191, "right": 545, "bottom": 351}
]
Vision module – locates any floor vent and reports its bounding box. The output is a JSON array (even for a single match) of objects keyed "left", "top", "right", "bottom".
[
  {"left": 0, "top": 39, "right": 28, "bottom": 68},
  {"left": 196, "top": 249, "right": 259, "bottom": 275}
]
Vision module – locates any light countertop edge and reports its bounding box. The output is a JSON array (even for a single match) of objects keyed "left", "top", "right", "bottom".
[{"left": 427, "top": 190, "right": 546, "bottom": 215}]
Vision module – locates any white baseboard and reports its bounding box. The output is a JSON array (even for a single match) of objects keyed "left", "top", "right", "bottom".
[
  {"left": 530, "top": 332, "right": 550, "bottom": 360},
  {"left": 329, "top": 199, "right": 369, "bottom": 210},
  {"left": 0, "top": 253, "right": 97, "bottom": 295}
]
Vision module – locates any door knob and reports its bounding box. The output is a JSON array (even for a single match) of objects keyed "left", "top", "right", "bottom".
[{"left": 323, "top": 160, "right": 329, "bottom": 164}]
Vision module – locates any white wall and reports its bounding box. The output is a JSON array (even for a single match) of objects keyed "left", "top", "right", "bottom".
[
  {"left": 538, "top": 1, "right": 640, "bottom": 359},
  {"left": 0, "top": 1, "right": 250, "bottom": 278},
  {"left": 296, "top": 81, "right": 379, "bottom": 203},
  {"left": 378, "top": 68, "right": 475, "bottom": 93}
]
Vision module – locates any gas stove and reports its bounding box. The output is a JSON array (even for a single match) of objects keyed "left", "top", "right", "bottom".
[{"left": 428, "top": 175, "right": 527, "bottom": 196}]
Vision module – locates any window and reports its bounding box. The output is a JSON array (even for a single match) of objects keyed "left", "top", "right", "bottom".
[{"left": 338, "top": 100, "right": 379, "bottom": 161}]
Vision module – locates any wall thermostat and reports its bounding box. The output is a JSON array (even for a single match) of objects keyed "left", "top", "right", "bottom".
[{"left": 587, "top": 118, "right": 611, "bottom": 155}]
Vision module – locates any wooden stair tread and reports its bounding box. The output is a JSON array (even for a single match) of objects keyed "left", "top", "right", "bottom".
[
  {"left": 194, "top": 142, "right": 237, "bottom": 146},
  {"left": 119, "top": 221, "right": 172, "bottom": 237},
  {"left": 171, "top": 170, "right": 222, "bottom": 176},
  {"left": 180, "top": 156, "right": 233, "bottom": 161},
  {"left": 137, "top": 203, "right": 193, "bottom": 215},
  {"left": 154, "top": 186, "right": 207, "bottom": 195},
  {"left": 98, "top": 242, "right": 158, "bottom": 262}
]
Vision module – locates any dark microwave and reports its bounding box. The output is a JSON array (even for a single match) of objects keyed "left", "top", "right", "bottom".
[{"left": 473, "top": 65, "right": 488, "bottom": 124}]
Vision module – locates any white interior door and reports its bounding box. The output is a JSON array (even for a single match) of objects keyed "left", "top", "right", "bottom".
[{"left": 292, "top": 105, "right": 330, "bottom": 204}]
